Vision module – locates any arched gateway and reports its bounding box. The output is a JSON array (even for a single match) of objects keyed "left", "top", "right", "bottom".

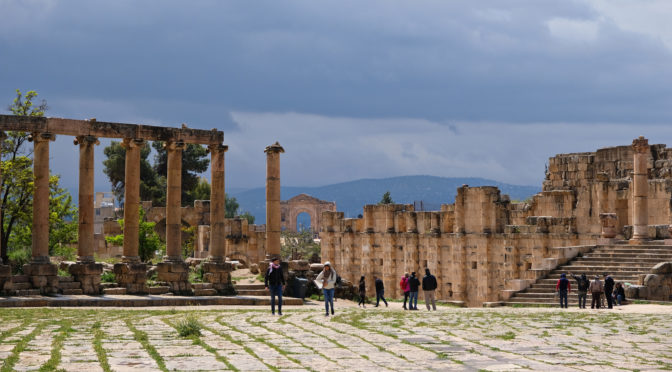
[{"left": 280, "top": 194, "right": 336, "bottom": 233}]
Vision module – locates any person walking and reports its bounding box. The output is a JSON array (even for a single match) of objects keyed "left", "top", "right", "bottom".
[
  {"left": 614, "top": 282, "right": 626, "bottom": 306},
  {"left": 316, "top": 262, "right": 337, "bottom": 316},
  {"left": 373, "top": 275, "right": 388, "bottom": 307},
  {"left": 358, "top": 276, "right": 367, "bottom": 308},
  {"left": 422, "top": 268, "right": 438, "bottom": 311},
  {"left": 400, "top": 273, "right": 410, "bottom": 310},
  {"left": 570, "top": 272, "right": 589, "bottom": 309},
  {"left": 408, "top": 272, "right": 420, "bottom": 310},
  {"left": 603, "top": 273, "right": 615, "bottom": 309},
  {"left": 588, "top": 275, "right": 603, "bottom": 309},
  {"left": 556, "top": 273, "right": 571, "bottom": 309},
  {"left": 264, "top": 257, "right": 285, "bottom": 316}
]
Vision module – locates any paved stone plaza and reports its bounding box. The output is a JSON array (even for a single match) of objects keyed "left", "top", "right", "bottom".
[{"left": 0, "top": 303, "right": 671, "bottom": 371}]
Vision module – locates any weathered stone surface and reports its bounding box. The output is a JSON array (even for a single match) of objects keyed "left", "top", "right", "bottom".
[
  {"left": 289, "top": 260, "right": 310, "bottom": 271},
  {"left": 652, "top": 262, "right": 672, "bottom": 274}
]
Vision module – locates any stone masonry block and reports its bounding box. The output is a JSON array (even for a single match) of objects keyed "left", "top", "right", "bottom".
[
  {"left": 289, "top": 260, "right": 310, "bottom": 271},
  {"left": 69, "top": 263, "right": 103, "bottom": 276},
  {"left": 0, "top": 265, "right": 10, "bottom": 277},
  {"left": 23, "top": 263, "right": 58, "bottom": 276}
]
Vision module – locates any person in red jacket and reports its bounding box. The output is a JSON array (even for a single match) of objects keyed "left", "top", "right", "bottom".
[
  {"left": 556, "top": 273, "right": 571, "bottom": 309},
  {"left": 400, "top": 273, "right": 410, "bottom": 310}
]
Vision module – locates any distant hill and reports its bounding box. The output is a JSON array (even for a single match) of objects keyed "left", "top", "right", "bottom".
[{"left": 230, "top": 175, "right": 541, "bottom": 224}]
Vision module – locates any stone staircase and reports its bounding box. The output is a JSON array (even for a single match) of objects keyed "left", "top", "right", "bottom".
[
  {"left": 234, "top": 283, "right": 267, "bottom": 296},
  {"left": 58, "top": 276, "right": 83, "bottom": 295},
  {"left": 505, "top": 243, "right": 672, "bottom": 306}
]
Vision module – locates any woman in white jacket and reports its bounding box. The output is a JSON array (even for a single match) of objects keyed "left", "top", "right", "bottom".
[{"left": 315, "top": 262, "right": 337, "bottom": 316}]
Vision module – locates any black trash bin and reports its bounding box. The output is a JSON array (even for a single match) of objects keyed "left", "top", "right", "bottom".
[{"left": 291, "top": 277, "right": 309, "bottom": 300}]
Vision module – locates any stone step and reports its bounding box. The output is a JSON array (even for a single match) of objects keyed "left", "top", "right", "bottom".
[
  {"left": 593, "top": 248, "right": 672, "bottom": 254},
  {"left": 0, "top": 295, "right": 304, "bottom": 307},
  {"left": 236, "top": 289, "right": 267, "bottom": 296},
  {"left": 12, "top": 275, "right": 29, "bottom": 283},
  {"left": 148, "top": 286, "right": 171, "bottom": 295},
  {"left": 557, "top": 266, "right": 653, "bottom": 272},
  {"left": 58, "top": 276, "right": 74, "bottom": 282},
  {"left": 194, "top": 288, "right": 217, "bottom": 296},
  {"left": 235, "top": 283, "right": 266, "bottom": 290},
  {"left": 59, "top": 282, "right": 81, "bottom": 290},
  {"left": 100, "top": 283, "right": 118, "bottom": 289},
  {"left": 103, "top": 287, "right": 127, "bottom": 295},
  {"left": 575, "top": 259, "right": 668, "bottom": 265},
  {"left": 191, "top": 283, "right": 214, "bottom": 290},
  {"left": 62, "top": 289, "right": 83, "bottom": 295},
  {"left": 12, "top": 282, "right": 32, "bottom": 290},
  {"left": 16, "top": 289, "right": 41, "bottom": 296}
]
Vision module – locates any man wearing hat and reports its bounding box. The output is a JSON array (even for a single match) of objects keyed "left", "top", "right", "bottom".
[
  {"left": 588, "top": 275, "right": 603, "bottom": 309},
  {"left": 265, "top": 257, "right": 285, "bottom": 315}
]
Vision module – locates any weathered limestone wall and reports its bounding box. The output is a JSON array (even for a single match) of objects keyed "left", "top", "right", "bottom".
[{"left": 321, "top": 141, "right": 672, "bottom": 306}]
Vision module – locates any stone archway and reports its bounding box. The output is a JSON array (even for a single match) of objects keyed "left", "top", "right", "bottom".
[
  {"left": 227, "top": 251, "right": 250, "bottom": 268},
  {"left": 280, "top": 194, "right": 337, "bottom": 233}
]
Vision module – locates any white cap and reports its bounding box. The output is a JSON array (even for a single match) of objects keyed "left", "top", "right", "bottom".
[{"left": 324, "top": 261, "right": 331, "bottom": 266}]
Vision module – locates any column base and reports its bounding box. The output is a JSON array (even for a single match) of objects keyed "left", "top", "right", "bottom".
[
  {"left": 156, "top": 261, "right": 192, "bottom": 295},
  {"left": 22, "top": 262, "right": 58, "bottom": 295},
  {"left": 122, "top": 255, "right": 141, "bottom": 264},
  {"left": 68, "top": 262, "right": 103, "bottom": 295},
  {"left": 0, "top": 265, "right": 12, "bottom": 295},
  {"left": 113, "top": 262, "right": 148, "bottom": 294},
  {"left": 630, "top": 238, "right": 650, "bottom": 245},
  {"left": 202, "top": 261, "right": 235, "bottom": 295}
]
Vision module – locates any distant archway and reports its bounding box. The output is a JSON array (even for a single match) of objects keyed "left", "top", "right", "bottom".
[
  {"left": 296, "top": 211, "right": 312, "bottom": 232},
  {"left": 280, "top": 194, "right": 337, "bottom": 233}
]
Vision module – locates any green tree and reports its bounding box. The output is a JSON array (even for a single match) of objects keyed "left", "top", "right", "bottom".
[
  {"left": 225, "top": 194, "right": 239, "bottom": 218},
  {"left": 379, "top": 191, "right": 393, "bottom": 205},
  {"left": 102, "top": 141, "right": 164, "bottom": 206},
  {"left": 281, "top": 230, "right": 320, "bottom": 261},
  {"left": 105, "top": 209, "right": 164, "bottom": 262},
  {"left": 190, "top": 177, "right": 211, "bottom": 201},
  {"left": 1, "top": 90, "right": 77, "bottom": 264},
  {"left": 152, "top": 141, "right": 209, "bottom": 207}
]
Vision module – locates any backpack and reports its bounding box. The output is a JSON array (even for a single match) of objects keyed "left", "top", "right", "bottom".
[
  {"left": 400, "top": 277, "right": 408, "bottom": 291},
  {"left": 335, "top": 275, "right": 342, "bottom": 286}
]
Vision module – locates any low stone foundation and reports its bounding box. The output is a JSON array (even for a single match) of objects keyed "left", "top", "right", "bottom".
[
  {"left": 157, "top": 261, "right": 192, "bottom": 295},
  {"left": 202, "top": 261, "right": 235, "bottom": 295},
  {"left": 0, "top": 265, "right": 12, "bottom": 295},
  {"left": 113, "top": 263, "right": 148, "bottom": 294},
  {"left": 68, "top": 262, "right": 103, "bottom": 295},
  {"left": 23, "top": 263, "right": 58, "bottom": 295}
]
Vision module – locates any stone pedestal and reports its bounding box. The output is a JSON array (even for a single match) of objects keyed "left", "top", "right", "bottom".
[
  {"left": 23, "top": 262, "right": 59, "bottom": 295},
  {"left": 0, "top": 264, "right": 12, "bottom": 294},
  {"left": 157, "top": 261, "right": 192, "bottom": 295},
  {"left": 599, "top": 213, "right": 618, "bottom": 240},
  {"left": 202, "top": 261, "right": 235, "bottom": 295},
  {"left": 113, "top": 262, "right": 148, "bottom": 294},
  {"left": 69, "top": 262, "right": 103, "bottom": 295}
]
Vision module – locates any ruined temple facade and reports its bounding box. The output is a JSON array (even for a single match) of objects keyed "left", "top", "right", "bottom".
[{"left": 320, "top": 137, "right": 672, "bottom": 306}]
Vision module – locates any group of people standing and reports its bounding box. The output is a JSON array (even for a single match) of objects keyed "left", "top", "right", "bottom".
[
  {"left": 358, "top": 269, "right": 438, "bottom": 310},
  {"left": 555, "top": 272, "right": 626, "bottom": 309}
]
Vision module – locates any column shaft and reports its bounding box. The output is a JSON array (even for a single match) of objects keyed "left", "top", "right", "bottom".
[
  {"left": 265, "top": 142, "right": 284, "bottom": 258},
  {"left": 122, "top": 139, "right": 143, "bottom": 262},
  {"left": 165, "top": 140, "right": 185, "bottom": 261},
  {"left": 632, "top": 136, "right": 649, "bottom": 241},
  {"left": 208, "top": 144, "right": 228, "bottom": 262},
  {"left": 77, "top": 136, "right": 98, "bottom": 262},
  {"left": 0, "top": 131, "right": 5, "bottom": 264},
  {"left": 32, "top": 132, "right": 54, "bottom": 263}
]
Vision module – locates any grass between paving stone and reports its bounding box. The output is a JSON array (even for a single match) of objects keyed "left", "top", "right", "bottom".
[
  {"left": 244, "top": 314, "right": 316, "bottom": 371},
  {"left": 199, "top": 315, "right": 273, "bottom": 371},
  {"left": 125, "top": 317, "right": 168, "bottom": 372},
  {"left": 38, "top": 319, "right": 74, "bottom": 372},
  {"left": 1, "top": 321, "right": 47, "bottom": 372},
  {"left": 212, "top": 315, "right": 281, "bottom": 372},
  {"left": 91, "top": 321, "right": 112, "bottom": 372}
]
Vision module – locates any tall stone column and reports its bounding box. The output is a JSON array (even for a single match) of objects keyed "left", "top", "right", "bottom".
[
  {"left": 113, "top": 138, "right": 148, "bottom": 295},
  {"left": 24, "top": 132, "right": 58, "bottom": 295},
  {"left": 157, "top": 140, "right": 192, "bottom": 295},
  {"left": 265, "top": 142, "right": 284, "bottom": 258},
  {"left": 202, "top": 143, "right": 234, "bottom": 294},
  {"left": 0, "top": 131, "right": 11, "bottom": 294},
  {"left": 631, "top": 136, "right": 649, "bottom": 243},
  {"left": 69, "top": 135, "right": 103, "bottom": 294}
]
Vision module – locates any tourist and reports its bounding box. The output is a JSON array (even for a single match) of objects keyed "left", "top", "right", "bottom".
[
  {"left": 603, "top": 273, "right": 615, "bottom": 309},
  {"left": 408, "top": 272, "right": 420, "bottom": 310},
  {"left": 373, "top": 275, "right": 388, "bottom": 307},
  {"left": 264, "top": 257, "right": 285, "bottom": 316},
  {"left": 422, "top": 268, "right": 438, "bottom": 311},
  {"left": 614, "top": 282, "right": 626, "bottom": 306},
  {"left": 556, "top": 273, "right": 571, "bottom": 308},
  {"left": 316, "top": 262, "right": 337, "bottom": 316},
  {"left": 588, "top": 275, "right": 603, "bottom": 309},
  {"left": 358, "top": 276, "right": 367, "bottom": 308},
  {"left": 400, "top": 273, "right": 410, "bottom": 310},
  {"left": 570, "top": 272, "right": 589, "bottom": 309}
]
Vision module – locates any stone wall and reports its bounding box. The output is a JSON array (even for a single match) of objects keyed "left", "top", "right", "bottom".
[{"left": 321, "top": 141, "right": 672, "bottom": 306}]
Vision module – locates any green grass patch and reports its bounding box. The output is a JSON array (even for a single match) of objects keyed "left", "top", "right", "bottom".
[{"left": 175, "top": 316, "right": 202, "bottom": 337}]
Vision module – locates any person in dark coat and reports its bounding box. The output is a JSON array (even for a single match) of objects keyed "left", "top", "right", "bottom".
[
  {"left": 570, "top": 272, "right": 589, "bottom": 309},
  {"left": 556, "top": 273, "right": 570, "bottom": 309},
  {"left": 614, "top": 282, "right": 626, "bottom": 306},
  {"left": 373, "top": 275, "right": 388, "bottom": 307},
  {"left": 422, "top": 268, "right": 438, "bottom": 311},
  {"left": 358, "top": 276, "right": 367, "bottom": 308},
  {"left": 603, "top": 273, "right": 615, "bottom": 309},
  {"left": 408, "top": 272, "right": 420, "bottom": 310},
  {"left": 264, "top": 257, "right": 285, "bottom": 315}
]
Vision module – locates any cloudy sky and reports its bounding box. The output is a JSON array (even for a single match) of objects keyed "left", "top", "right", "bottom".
[{"left": 2, "top": 0, "right": 672, "bottom": 194}]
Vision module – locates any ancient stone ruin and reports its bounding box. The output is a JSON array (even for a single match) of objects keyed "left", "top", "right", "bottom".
[
  {"left": 320, "top": 136, "right": 672, "bottom": 306},
  {"left": 281, "top": 194, "right": 337, "bottom": 233}
]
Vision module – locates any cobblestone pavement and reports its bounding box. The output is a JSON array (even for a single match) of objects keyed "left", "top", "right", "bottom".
[{"left": 1, "top": 304, "right": 671, "bottom": 371}]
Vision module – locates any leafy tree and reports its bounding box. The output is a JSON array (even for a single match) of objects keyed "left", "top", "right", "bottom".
[
  {"left": 281, "top": 230, "right": 320, "bottom": 261},
  {"left": 152, "top": 141, "right": 209, "bottom": 207},
  {"left": 191, "top": 177, "right": 211, "bottom": 201},
  {"left": 379, "top": 191, "right": 393, "bottom": 205},
  {"left": 105, "top": 209, "right": 164, "bottom": 262},
  {"left": 1, "top": 90, "right": 77, "bottom": 263},
  {"left": 238, "top": 211, "right": 255, "bottom": 225},
  {"left": 225, "top": 194, "right": 239, "bottom": 218},
  {"left": 102, "top": 141, "right": 164, "bottom": 206}
]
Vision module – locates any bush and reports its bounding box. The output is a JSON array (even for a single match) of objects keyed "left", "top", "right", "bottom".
[
  {"left": 175, "top": 316, "right": 202, "bottom": 337},
  {"left": 52, "top": 243, "right": 77, "bottom": 261},
  {"left": 8, "top": 248, "right": 30, "bottom": 274},
  {"left": 101, "top": 271, "right": 116, "bottom": 283}
]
